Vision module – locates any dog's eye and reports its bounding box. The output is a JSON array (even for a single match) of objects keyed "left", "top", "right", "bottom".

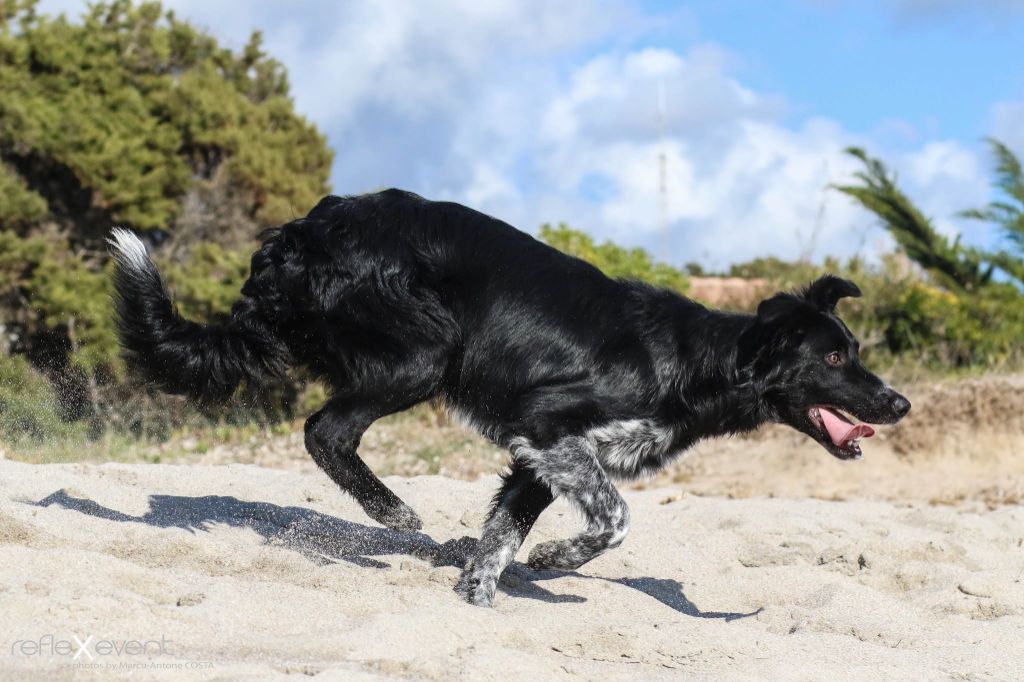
[{"left": 825, "top": 351, "right": 843, "bottom": 367}]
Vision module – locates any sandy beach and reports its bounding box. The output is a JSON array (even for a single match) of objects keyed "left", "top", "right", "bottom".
[{"left": 1, "top": 454, "right": 1022, "bottom": 681}]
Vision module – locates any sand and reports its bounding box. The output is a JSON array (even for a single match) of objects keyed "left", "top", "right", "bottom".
[{"left": 1, "top": 456, "right": 1023, "bottom": 681}]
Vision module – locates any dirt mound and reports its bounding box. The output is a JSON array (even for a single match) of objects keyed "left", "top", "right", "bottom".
[
  {"left": 687, "top": 276, "right": 771, "bottom": 307},
  {"left": 888, "top": 375, "right": 1024, "bottom": 457}
]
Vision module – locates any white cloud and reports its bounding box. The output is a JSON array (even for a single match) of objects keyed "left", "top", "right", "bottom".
[
  {"left": 991, "top": 101, "right": 1024, "bottom": 154},
  {"left": 234, "top": 1, "right": 629, "bottom": 133},
  {"left": 564, "top": 120, "right": 872, "bottom": 268},
  {"left": 899, "top": 140, "right": 991, "bottom": 240},
  {"left": 522, "top": 46, "right": 1001, "bottom": 268},
  {"left": 527, "top": 48, "right": 896, "bottom": 267},
  {"left": 461, "top": 161, "right": 520, "bottom": 208},
  {"left": 540, "top": 46, "right": 782, "bottom": 147}
]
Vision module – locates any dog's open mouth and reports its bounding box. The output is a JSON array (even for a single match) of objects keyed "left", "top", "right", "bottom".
[{"left": 808, "top": 406, "right": 876, "bottom": 460}]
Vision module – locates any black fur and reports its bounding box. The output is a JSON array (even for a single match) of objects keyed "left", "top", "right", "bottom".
[
  {"left": 110, "top": 236, "right": 285, "bottom": 403},
  {"left": 109, "top": 189, "right": 910, "bottom": 607}
]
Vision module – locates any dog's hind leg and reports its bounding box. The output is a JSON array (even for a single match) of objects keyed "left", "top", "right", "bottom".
[
  {"left": 518, "top": 436, "right": 631, "bottom": 572},
  {"left": 303, "top": 291, "right": 457, "bottom": 532},
  {"left": 455, "top": 462, "right": 554, "bottom": 607},
  {"left": 305, "top": 397, "right": 426, "bottom": 531}
]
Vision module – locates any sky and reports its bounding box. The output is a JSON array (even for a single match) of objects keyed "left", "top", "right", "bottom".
[{"left": 37, "top": 0, "right": 1024, "bottom": 270}]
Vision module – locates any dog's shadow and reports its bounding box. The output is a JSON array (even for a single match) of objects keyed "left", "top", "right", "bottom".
[{"left": 34, "top": 489, "right": 758, "bottom": 619}]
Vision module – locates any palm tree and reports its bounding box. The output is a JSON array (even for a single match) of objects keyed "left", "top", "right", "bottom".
[
  {"left": 962, "top": 138, "right": 1024, "bottom": 285},
  {"left": 834, "top": 147, "right": 993, "bottom": 291}
]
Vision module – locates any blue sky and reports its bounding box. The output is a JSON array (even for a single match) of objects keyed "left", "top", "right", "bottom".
[
  {"left": 37, "top": 0, "right": 1024, "bottom": 269},
  {"left": 661, "top": 0, "right": 1024, "bottom": 142}
]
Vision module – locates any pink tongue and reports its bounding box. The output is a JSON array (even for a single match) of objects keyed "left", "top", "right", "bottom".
[{"left": 819, "top": 408, "right": 875, "bottom": 446}]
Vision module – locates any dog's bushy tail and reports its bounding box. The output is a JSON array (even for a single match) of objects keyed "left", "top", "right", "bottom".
[{"left": 107, "top": 228, "right": 285, "bottom": 403}]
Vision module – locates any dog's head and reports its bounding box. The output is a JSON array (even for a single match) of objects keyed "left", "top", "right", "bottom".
[{"left": 741, "top": 275, "right": 910, "bottom": 460}]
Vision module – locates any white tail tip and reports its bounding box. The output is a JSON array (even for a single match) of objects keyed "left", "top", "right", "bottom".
[{"left": 107, "top": 228, "right": 150, "bottom": 273}]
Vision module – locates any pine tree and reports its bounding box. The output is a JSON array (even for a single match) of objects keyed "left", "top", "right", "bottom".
[{"left": 0, "top": 0, "right": 333, "bottom": 426}]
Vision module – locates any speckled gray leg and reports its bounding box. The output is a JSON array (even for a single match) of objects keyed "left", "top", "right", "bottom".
[
  {"left": 455, "top": 464, "right": 554, "bottom": 607},
  {"left": 516, "top": 436, "right": 631, "bottom": 571}
]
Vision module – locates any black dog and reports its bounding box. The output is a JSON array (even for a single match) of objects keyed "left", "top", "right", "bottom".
[{"left": 109, "top": 189, "right": 910, "bottom": 607}]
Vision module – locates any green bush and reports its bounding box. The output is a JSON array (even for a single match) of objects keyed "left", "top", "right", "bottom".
[
  {"left": 826, "top": 142, "right": 1024, "bottom": 372},
  {"left": 0, "top": 354, "right": 88, "bottom": 443},
  {"left": 540, "top": 223, "right": 689, "bottom": 293},
  {"left": 724, "top": 252, "right": 1024, "bottom": 372},
  {"left": 898, "top": 282, "right": 1024, "bottom": 367},
  {"left": 0, "top": 0, "right": 333, "bottom": 443},
  {"left": 161, "top": 243, "right": 253, "bottom": 322}
]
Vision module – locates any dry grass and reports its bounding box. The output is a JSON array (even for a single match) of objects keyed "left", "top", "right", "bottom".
[{"left": 4, "top": 373, "right": 1022, "bottom": 508}]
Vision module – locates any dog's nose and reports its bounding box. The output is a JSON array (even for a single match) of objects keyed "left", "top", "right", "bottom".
[{"left": 890, "top": 394, "right": 911, "bottom": 418}]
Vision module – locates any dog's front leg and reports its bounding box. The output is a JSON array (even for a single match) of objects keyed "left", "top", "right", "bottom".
[
  {"left": 521, "top": 436, "right": 631, "bottom": 571},
  {"left": 455, "top": 462, "right": 553, "bottom": 607}
]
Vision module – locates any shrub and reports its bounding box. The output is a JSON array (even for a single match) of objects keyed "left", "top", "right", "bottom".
[
  {"left": 0, "top": 0, "right": 333, "bottom": 441},
  {"left": 539, "top": 223, "right": 689, "bottom": 293}
]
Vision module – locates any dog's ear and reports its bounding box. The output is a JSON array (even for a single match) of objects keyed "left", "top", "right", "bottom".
[
  {"left": 744, "top": 293, "right": 811, "bottom": 369},
  {"left": 756, "top": 292, "right": 805, "bottom": 324},
  {"left": 802, "top": 275, "right": 861, "bottom": 313}
]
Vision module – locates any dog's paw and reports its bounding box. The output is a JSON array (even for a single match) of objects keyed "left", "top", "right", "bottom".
[
  {"left": 372, "top": 502, "right": 422, "bottom": 532},
  {"left": 454, "top": 572, "right": 496, "bottom": 608},
  {"left": 526, "top": 539, "right": 581, "bottom": 571}
]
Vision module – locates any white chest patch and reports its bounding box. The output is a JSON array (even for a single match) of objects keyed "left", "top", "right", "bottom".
[{"left": 587, "top": 419, "right": 676, "bottom": 478}]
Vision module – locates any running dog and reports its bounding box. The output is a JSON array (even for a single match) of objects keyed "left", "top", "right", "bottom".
[{"left": 109, "top": 189, "right": 911, "bottom": 607}]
